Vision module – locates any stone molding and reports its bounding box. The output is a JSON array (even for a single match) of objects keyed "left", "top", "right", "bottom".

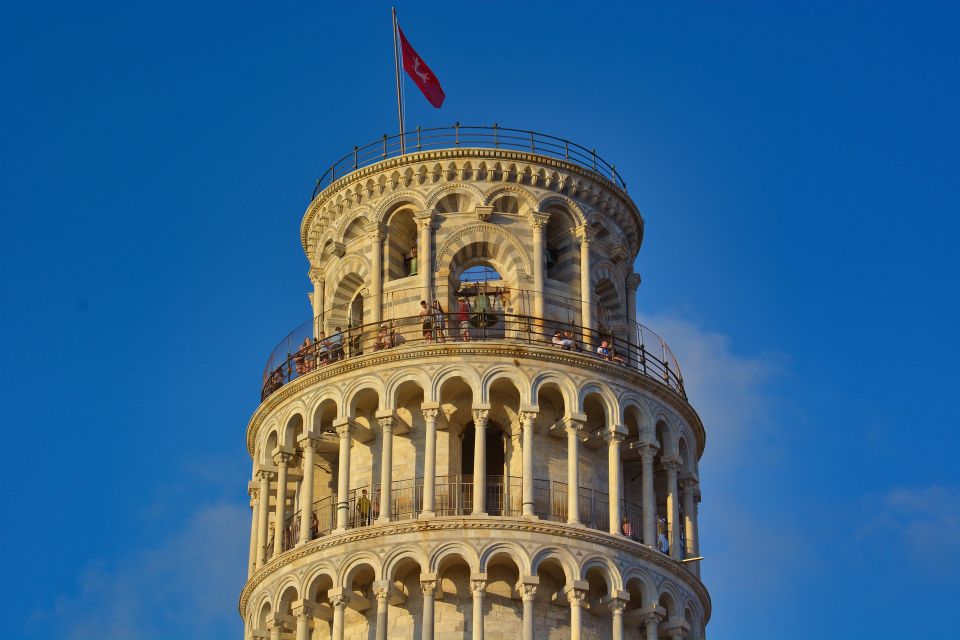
[
  {"left": 237, "top": 515, "right": 710, "bottom": 621},
  {"left": 247, "top": 342, "right": 704, "bottom": 457}
]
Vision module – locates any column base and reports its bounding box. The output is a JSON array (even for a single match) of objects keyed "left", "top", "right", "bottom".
[
  {"left": 376, "top": 517, "right": 392, "bottom": 526},
  {"left": 471, "top": 511, "right": 489, "bottom": 517},
  {"left": 418, "top": 510, "right": 436, "bottom": 519}
]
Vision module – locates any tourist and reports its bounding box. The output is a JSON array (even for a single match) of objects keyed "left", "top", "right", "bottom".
[
  {"left": 310, "top": 511, "right": 319, "bottom": 540},
  {"left": 419, "top": 300, "right": 433, "bottom": 342},
  {"left": 553, "top": 330, "right": 574, "bottom": 350},
  {"left": 373, "top": 325, "right": 391, "bottom": 351},
  {"left": 562, "top": 329, "right": 579, "bottom": 351},
  {"left": 303, "top": 337, "right": 315, "bottom": 372},
  {"left": 432, "top": 300, "right": 447, "bottom": 342},
  {"left": 293, "top": 339, "right": 307, "bottom": 374},
  {"left": 329, "top": 327, "right": 344, "bottom": 361},
  {"left": 408, "top": 244, "right": 418, "bottom": 276},
  {"left": 316, "top": 331, "right": 330, "bottom": 364},
  {"left": 356, "top": 488, "right": 372, "bottom": 526},
  {"left": 456, "top": 297, "right": 471, "bottom": 341},
  {"left": 621, "top": 517, "right": 632, "bottom": 538},
  {"left": 597, "top": 339, "right": 613, "bottom": 360}
]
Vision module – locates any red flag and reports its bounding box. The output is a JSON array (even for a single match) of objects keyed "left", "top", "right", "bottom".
[{"left": 397, "top": 26, "right": 446, "bottom": 108}]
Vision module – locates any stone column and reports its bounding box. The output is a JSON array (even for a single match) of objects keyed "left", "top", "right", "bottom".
[
  {"left": 310, "top": 269, "right": 325, "bottom": 334},
  {"left": 519, "top": 409, "right": 538, "bottom": 517},
  {"left": 530, "top": 213, "right": 549, "bottom": 319},
  {"left": 334, "top": 419, "right": 352, "bottom": 531},
  {"left": 256, "top": 470, "right": 272, "bottom": 568},
  {"left": 565, "top": 416, "right": 585, "bottom": 524},
  {"left": 268, "top": 619, "right": 281, "bottom": 640},
  {"left": 367, "top": 223, "right": 383, "bottom": 324},
  {"left": 329, "top": 592, "right": 347, "bottom": 640},
  {"left": 609, "top": 597, "right": 628, "bottom": 640},
  {"left": 626, "top": 273, "right": 641, "bottom": 331},
  {"left": 421, "top": 404, "right": 440, "bottom": 517},
  {"left": 297, "top": 435, "right": 318, "bottom": 545},
  {"left": 273, "top": 450, "right": 292, "bottom": 555},
  {"left": 668, "top": 627, "right": 687, "bottom": 640},
  {"left": 683, "top": 478, "right": 701, "bottom": 572},
  {"left": 575, "top": 226, "right": 595, "bottom": 345},
  {"left": 472, "top": 408, "right": 490, "bottom": 515},
  {"left": 518, "top": 580, "right": 538, "bottom": 640},
  {"left": 415, "top": 211, "right": 433, "bottom": 299},
  {"left": 247, "top": 483, "right": 259, "bottom": 577},
  {"left": 470, "top": 576, "right": 487, "bottom": 640},
  {"left": 640, "top": 444, "right": 658, "bottom": 546},
  {"left": 374, "top": 580, "right": 390, "bottom": 640},
  {"left": 664, "top": 457, "right": 681, "bottom": 559},
  {"left": 569, "top": 587, "right": 587, "bottom": 640},
  {"left": 377, "top": 412, "right": 395, "bottom": 524},
  {"left": 293, "top": 604, "right": 311, "bottom": 640},
  {"left": 420, "top": 575, "right": 437, "bottom": 640},
  {"left": 642, "top": 612, "right": 662, "bottom": 640},
  {"left": 606, "top": 426, "right": 626, "bottom": 534}
]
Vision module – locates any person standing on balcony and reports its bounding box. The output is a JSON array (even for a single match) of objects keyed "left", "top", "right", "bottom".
[
  {"left": 420, "top": 300, "right": 433, "bottom": 342},
  {"left": 408, "top": 244, "right": 418, "bottom": 276},
  {"left": 457, "top": 297, "right": 471, "bottom": 341},
  {"left": 621, "top": 517, "right": 632, "bottom": 538},
  {"left": 310, "top": 511, "right": 319, "bottom": 540},
  {"left": 432, "top": 300, "right": 447, "bottom": 342},
  {"left": 356, "top": 488, "right": 372, "bottom": 526},
  {"left": 329, "top": 327, "right": 344, "bottom": 361}
]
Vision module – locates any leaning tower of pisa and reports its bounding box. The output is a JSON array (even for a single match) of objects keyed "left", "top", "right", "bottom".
[{"left": 241, "top": 126, "right": 709, "bottom": 640}]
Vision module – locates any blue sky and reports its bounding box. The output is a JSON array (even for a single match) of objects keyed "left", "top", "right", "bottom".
[{"left": 2, "top": 2, "right": 958, "bottom": 638}]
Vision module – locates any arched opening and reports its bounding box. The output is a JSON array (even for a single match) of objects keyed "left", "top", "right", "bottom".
[
  {"left": 436, "top": 554, "right": 473, "bottom": 635},
  {"left": 385, "top": 208, "right": 418, "bottom": 281},
  {"left": 460, "top": 420, "right": 509, "bottom": 515},
  {"left": 448, "top": 246, "right": 512, "bottom": 339}
]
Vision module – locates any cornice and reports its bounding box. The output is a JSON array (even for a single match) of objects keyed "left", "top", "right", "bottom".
[
  {"left": 237, "top": 516, "right": 710, "bottom": 622},
  {"left": 300, "top": 147, "right": 644, "bottom": 256},
  {"left": 246, "top": 342, "right": 705, "bottom": 458}
]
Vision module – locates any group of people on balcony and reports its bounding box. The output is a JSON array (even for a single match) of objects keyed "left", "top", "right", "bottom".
[{"left": 263, "top": 315, "right": 630, "bottom": 399}]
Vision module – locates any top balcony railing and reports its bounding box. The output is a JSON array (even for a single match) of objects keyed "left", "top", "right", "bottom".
[
  {"left": 260, "top": 310, "right": 684, "bottom": 402},
  {"left": 310, "top": 124, "right": 627, "bottom": 200}
]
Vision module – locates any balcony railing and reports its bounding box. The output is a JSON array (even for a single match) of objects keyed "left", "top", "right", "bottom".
[
  {"left": 273, "top": 476, "right": 685, "bottom": 560},
  {"left": 310, "top": 124, "right": 627, "bottom": 200},
  {"left": 261, "top": 311, "right": 684, "bottom": 401}
]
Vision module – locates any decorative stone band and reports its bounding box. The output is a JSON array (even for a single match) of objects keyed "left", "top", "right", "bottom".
[{"left": 238, "top": 515, "right": 710, "bottom": 623}]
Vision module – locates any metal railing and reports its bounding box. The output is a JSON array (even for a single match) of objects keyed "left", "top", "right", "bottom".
[
  {"left": 261, "top": 311, "right": 684, "bottom": 401},
  {"left": 275, "top": 476, "right": 687, "bottom": 559},
  {"left": 311, "top": 124, "right": 627, "bottom": 200}
]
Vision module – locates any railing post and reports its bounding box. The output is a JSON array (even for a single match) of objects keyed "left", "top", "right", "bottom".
[
  {"left": 530, "top": 130, "right": 535, "bottom": 152},
  {"left": 454, "top": 121, "right": 460, "bottom": 145},
  {"left": 382, "top": 134, "right": 388, "bottom": 159},
  {"left": 330, "top": 164, "right": 335, "bottom": 181},
  {"left": 353, "top": 146, "right": 358, "bottom": 169},
  {"left": 493, "top": 123, "right": 499, "bottom": 148},
  {"left": 564, "top": 140, "right": 570, "bottom": 159},
  {"left": 416, "top": 125, "right": 422, "bottom": 150},
  {"left": 592, "top": 149, "right": 597, "bottom": 170}
]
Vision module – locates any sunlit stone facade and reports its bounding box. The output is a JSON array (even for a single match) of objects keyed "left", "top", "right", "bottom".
[{"left": 240, "top": 136, "right": 709, "bottom": 639}]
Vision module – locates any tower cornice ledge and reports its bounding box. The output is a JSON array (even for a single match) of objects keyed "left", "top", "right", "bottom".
[
  {"left": 300, "top": 147, "right": 644, "bottom": 257},
  {"left": 246, "top": 342, "right": 705, "bottom": 459}
]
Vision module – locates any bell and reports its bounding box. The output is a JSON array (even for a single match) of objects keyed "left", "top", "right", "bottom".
[{"left": 470, "top": 290, "right": 498, "bottom": 328}]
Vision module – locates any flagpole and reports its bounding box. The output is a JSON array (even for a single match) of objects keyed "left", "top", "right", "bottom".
[{"left": 392, "top": 7, "right": 406, "bottom": 154}]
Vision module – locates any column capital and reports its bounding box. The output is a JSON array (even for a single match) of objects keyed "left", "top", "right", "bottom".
[
  {"left": 641, "top": 610, "right": 663, "bottom": 625},
  {"left": 607, "top": 596, "right": 629, "bottom": 614},
  {"left": 365, "top": 221, "right": 384, "bottom": 240},
  {"left": 248, "top": 485, "right": 260, "bottom": 500},
  {"left": 569, "top": 587, "right": 588, "bottom": 606},
  {"left": 680, "top": 476, "right": 700, "bottom": 492},
  {"left": 564, "top": 414, "right": 587, "bottom": 435},
  {"left": 472, "top": 407, "right": 490, "bottom": 427},
  {"left": 328, "top": 593, "right": 347, "bottom": 608},
  {"left": 638, "top": 442, "right": 659, "bottom": 463},
  {"left": 668, "top": 627, "right": 687, "bottom": 640},
  {"left": 518, "top": 410, "right": 539, "bottom": 425},
  {"left": 574, "top": 224, "right": 597, "bottom": 245},
  {"left": 333, "top": 417, "right": 353, "bottom": 438},
  {"left": 627, "top": 272, "right": 642, "bottom": 291},
  {"left": 515, "top": 575, "right": 539, "bottom": 601},
  {"left": 529, "top": 212, "right": 550, "bottom": 230},
  {"left": 326, "top": 241, "right": 346, "bottom": 257},
  {"left": 256, "top": 469, "right": 275, "bottom": 482},
  {"left": 420, "top": 574, "right": 438, "bottom": 595},
  {"left": 421, "top": 406, "right": 440, "bottom": 420},
  {"left": 605, "top": 424, "right": 629, "bottom": 443},
  {"left": 291, "top": 603, "right": 310, "bottom": 621},
  {"left": 376, "top": 412, "right": 395, "bottom": 432},
  {"left": 272, "top": 449, "right": 294, "bottom": 467},
  {"left": 308, "top": 267, "right": 325, "bottom": 285},
  {"left": 662, "top": 456, "right": 682, "bottom": 473},
  {"left": 470, "top": 579, "right": 487, "bottom": 597},
  {"left": 373, "top": 580, "right": 390, "bottom": 604},
  {"left": 414, "top": 210, "right": 434, "bottom": 227},
  {"left": 297, "top": 432, "right": 321, "bottom": 453}
]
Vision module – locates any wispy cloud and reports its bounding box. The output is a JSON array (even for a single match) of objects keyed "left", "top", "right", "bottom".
[
  {"left": 46, "top": 498, "right": 248, "bottom": 639},
  {"left": 857, "top": 485, "right": 960, "bottom": 574}
]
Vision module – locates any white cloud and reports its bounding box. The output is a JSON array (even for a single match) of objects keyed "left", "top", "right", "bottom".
[
  {"left": 857, "top": 485, "right": 960, "bottom": 574},
  {"left": 48, "top": 501, "right": 248, "bottom": 640}
]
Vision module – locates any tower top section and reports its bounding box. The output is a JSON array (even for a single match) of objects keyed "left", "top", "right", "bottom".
[{"left": 300, "top": 124, "right": 644, "bottom": 260}]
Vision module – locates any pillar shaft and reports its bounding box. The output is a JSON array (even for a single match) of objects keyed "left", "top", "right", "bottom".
[
  {"left": 531, "top": 214, "right": 547, "bottom": 318},
  {"left": 666, "top": 459, "right": 681, "bottom": 559},
  {"left": 311, "top": 271, "right": 325, "bottom": 334},
  {"left": 576, "top": 227, "right": 594, "bottom": 345},
  {"left": 256, "top": 471, "right": 271, "bottom": 568},
  {"left": 421, "top": 407, "right": 439, "bottom": 517},
  {"left": 294, "top": 610, "right": 310, "bottom": 640},
  {"left": 610, "top": 599, "right": 627, "bottom": 640},
  {"left": 335, "top": 421, "right": 351, "bottom": 530},
  {"left": 566, "top": 420, "right": 583, "bottom": 524},
  {"left": 471, "top": 580, "right": 486, "bottom": 640},
  {"left": 368, "top": 225, "right": 383, "bottom": 324},
  {"left": 247, "top": 487, "right": 259, "bottom": 577},
  {"left": 331, "top": 598, "right": 346, "bottom": 640},
  {"left": 298, "top": 438, "right": 316, "bottom": 545},
  {"left": 374, "top": 582, "right": 389, "bottom": 640},
  {"left": 416, "top": 213, "right": 432, "bottom": 299},
  {"left": 520, "top": 411, "right": 537, "bottom": 517},
  {"left": 378, "top": 416, "right": 394, "bottom": 523},
  {"left": 626, "top": 273, "right": 640, "bottom": 330},
  {"left": 640, "top": 446, "right": 657, "bottom": 546},
  {"left": 273, "top": 452, "right": 291, "bottom": 555},
  {"left": 421, "top": 579, "right": 436, "bottom": 640},
  {"left": 472, "top": 408, "right": 489, "bottom": 515},
  {"left": 521, "top": 589, "right": 536, "bottom": 640},
  {"left": 607, "top": 430, "right": 624, "bottom": 534},
  {"left": 569, "top": 589, "right": 586, "bottom": 640},
  {"left": 644, "top": 615, "right": 660, "bottom": 640}
]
